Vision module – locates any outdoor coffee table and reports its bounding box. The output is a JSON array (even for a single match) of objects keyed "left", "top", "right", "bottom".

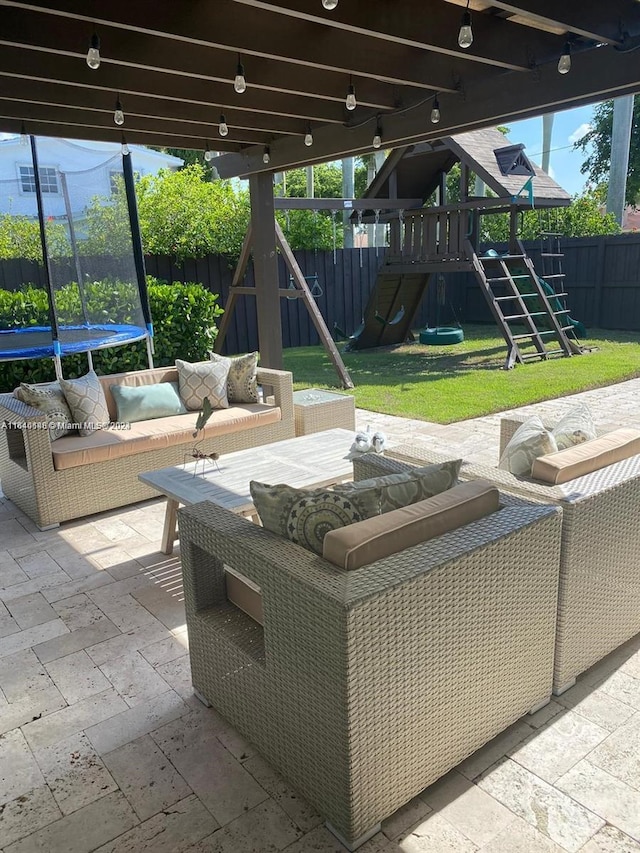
[{"left": 139, "top": 427, "right": 355, "bottom": 554}]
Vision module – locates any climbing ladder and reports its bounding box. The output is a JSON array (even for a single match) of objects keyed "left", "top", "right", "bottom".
[{"left": 468, "top": 239, "right": 582, "bottom": 369}]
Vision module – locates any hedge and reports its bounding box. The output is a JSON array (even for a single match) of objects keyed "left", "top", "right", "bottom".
[{"left": 0, "top": 276, "right": 223, "bottom": 392}]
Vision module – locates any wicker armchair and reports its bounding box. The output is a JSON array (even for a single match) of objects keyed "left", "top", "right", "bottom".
[
  {"left": 178, "top": 478, "right": 561, "bottom": 850},
  {"left": 389, "top": 417, "right": 640, "bottom": 695}
]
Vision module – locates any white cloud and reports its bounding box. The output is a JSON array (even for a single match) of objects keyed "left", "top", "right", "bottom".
[{"left": 568, "top": 123, "right": 592, "bottom": 145}]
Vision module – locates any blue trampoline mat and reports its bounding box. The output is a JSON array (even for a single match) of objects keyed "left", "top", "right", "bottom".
[{"left": 0, "top": 324, "right": 148, "bottom": 360}]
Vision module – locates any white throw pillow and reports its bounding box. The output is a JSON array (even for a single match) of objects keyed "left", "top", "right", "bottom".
[
  {"left": 59, "top": 370, "right": 110, "bottom": 437},
  {"left": 176, "top": 359, "right": 230, "bottom": 411},
  {"left": 498, "top": 416, "right": 558, "bottom": 477},
  {"left": 552, "top": 403, "right": 597, "bottom": 450}
]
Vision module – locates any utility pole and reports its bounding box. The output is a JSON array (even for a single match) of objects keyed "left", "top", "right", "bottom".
[
  {"left": 342, "top": 157, "right": 354, "bottom": 248},
  {"left": 607, "top": 95, "right": 634, "bottom": 227},
  {"left": 541, "top": 112, "right": 555, "bottom": 174}
]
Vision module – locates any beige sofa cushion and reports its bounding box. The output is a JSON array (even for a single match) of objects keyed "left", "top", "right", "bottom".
[
  {"left": 99, "top": 367, "right": 179, "bottom": 422},
  {"left": 323, "top": 480, "right": 500, "bottom": 571},
  {"left": 531, "top": 427, "right": 640, "bottom": 485},
  {"left": 225, "top": 568, "right": 263, "bottom": 625},
  {"left": 52, "top": 404, "right": 281, "bottom": 470}
]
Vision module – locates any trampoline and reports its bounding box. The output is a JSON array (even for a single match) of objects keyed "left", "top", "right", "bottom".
[
  {"left": 0, "top": 135, "right": 154, "bottom": 376},
  {"left": 0, "top": 325, "right": 148, "bottom": 361}
]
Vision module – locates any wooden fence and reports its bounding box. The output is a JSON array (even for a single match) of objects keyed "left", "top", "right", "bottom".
[{"left": 3, "top": 233, "right": 640, "bottom": 354}]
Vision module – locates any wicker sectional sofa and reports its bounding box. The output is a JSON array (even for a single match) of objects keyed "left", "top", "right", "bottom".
[
  {"left": 178, "top": 455, "right": 562, "bottom": 850},
  {"left": 0, "top": 365, "right": 294, "bottom": 529}
]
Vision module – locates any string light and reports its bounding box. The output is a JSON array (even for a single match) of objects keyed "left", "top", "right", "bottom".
[
  {"left": 121, "top": 134, "right": 130, "bottom": 156},
  {"left": 218, "top": 114, "right": 229, "bottom": 137},
  {"left": 263, "top": 146, "right": 271, "bottom": 164},
  {"left": 204, "top": 142, "right": 214, "bottom": 161},
  {"left": 304, "top": 124, "right": 314, "bottom": 146},
  {"left": 234, "top": 56, "right": 247, "bottom": 94},
  {"left": 20, "top": 121, "right": 28, "bottom": 146},
  {"left": 558, "top": 41, "right": 572, "bottom": 74},
  {"left": 458, "top": 1, "right": 473, "bottom": 49},
  {"left": 372, "top": 118, "right": 382, "bottom": 149},
  {"left": 430, "top": 94, "right": 441, "bottom": 124},
  {"left": 322, "top": 0, "right": 339, "bottom": 8},
  {"left": 345, "top": 78, "right": 357, "bottom": 111},
  {"left": 113, "top": 96, "right": 125, "bottom": 126},
  {"left": 86, "top": 33, "right": 101, "bottom": 69}
]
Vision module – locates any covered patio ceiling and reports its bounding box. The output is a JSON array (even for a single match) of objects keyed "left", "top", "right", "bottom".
[{"left": 1, "top": 1, "right": 640, "bottom": 179}]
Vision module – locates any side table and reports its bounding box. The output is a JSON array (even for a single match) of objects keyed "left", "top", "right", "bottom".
[{"left": 293, "top": 388, "right": 356, "bottom": 436}]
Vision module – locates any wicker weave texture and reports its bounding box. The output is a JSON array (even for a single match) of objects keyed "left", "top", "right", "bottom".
[
  {"left": 293, "top": 391, "right": 355, "bottom": 436},
  {"left": 179, "top": 491, "right": 561, "bottom": 846},
  {"left": 0, "top": 367, "right": 295, "bottom": 528},
  {"left": 389, "top": 427, "right": 640, "bottom": 692}
]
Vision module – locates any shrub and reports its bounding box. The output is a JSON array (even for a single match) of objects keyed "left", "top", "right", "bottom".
[{"left": 0, "top": 276, "right": 223, "bottom": 392}]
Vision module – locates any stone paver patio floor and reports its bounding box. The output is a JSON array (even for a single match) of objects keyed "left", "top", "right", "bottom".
[{"left": 1, "top": 376, "right": 640, "bottom": 852}]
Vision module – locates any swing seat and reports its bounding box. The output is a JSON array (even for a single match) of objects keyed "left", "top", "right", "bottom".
[{"left": 420, "top": 326, "right": 464, "bottom": 346}]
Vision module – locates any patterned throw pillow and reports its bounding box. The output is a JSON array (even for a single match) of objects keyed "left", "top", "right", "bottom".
[
  {"left": 498, "top": 416, "right": 558, "bottom": 477},
  {"left": 210, "top": 352, "right": 258, "bottom": 404},
  {"left": 250, "top": 480, "right": 381, "bottom": 556},
  {"left": 17, "top": 381, "right": 73, "bottom": 441},
  {"left": 335, "top": 459, "right": 462, "bottom": 513},
  {"left": 59, "top": 370, "right": 111, "bottom": 437},
  {"left": 552, "top": 403, "right": 596, "bottom": 450},
  {"left": 176, "top": 359, "right": 230, "bottom": 411}
]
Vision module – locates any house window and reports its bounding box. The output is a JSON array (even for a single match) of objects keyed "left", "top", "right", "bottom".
[{"left": 19, "top": 166, "right": 59, "bottom": 194}]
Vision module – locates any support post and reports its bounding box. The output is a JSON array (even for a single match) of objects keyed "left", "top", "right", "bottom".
[
  {"left": 607, "top": 95, "right": 634, "bottom": 227},
  {"left": 342, "top": 157, "right": 354, "bottom": 248},
  {"left": 249, "top": 172, "right": 284, "bottom": 369},
  {"left": 213, "top": 223, "right": 253, "bottom": 354}
]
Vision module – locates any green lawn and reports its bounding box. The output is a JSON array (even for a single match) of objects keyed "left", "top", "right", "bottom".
[{"left": 282, "top": 325, "right": 640, "bottom": 424}]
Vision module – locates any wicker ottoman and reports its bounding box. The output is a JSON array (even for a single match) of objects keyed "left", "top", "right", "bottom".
[{"left": 293, "top": 388, "right": 356, "bottom": 436}]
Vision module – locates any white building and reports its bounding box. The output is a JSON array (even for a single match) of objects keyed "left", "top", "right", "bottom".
[{"left": 0, "top": 136, "right": 182, "bottom": 220}]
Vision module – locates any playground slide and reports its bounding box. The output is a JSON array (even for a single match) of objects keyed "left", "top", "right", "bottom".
[{"left": 346, "top": 269, "right": 430, "bottom": 350}]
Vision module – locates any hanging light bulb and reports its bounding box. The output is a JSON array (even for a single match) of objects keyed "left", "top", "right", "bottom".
[
  {"left": 113, "top": 96, "right": 125, "bottom": 126},
  {"left": 20, "top": 121, "right": 28, "bottom": 146},
  {"left": 558, "top": 41, "right": 572, "bottom": 74},
  {"left": 263, "top": 146, "right": 271, "bottom": 164},
  {"left": 304, "top": 124, "right": 313, "bottom": 146},
  {"left": 322, "top": 0, "right": 339, "bottom": 8},
  {"left": 430, "top": 94, "right": 441, "bottom": 124},
  {"left": 121, "top": 135, "right": 130, "bottom": 156},
  {"left": 234, "top": 57, "right": 247, "bottom": 94},
  {"left": 218, "top": 114, "right": 229, "bottom": 137},
  {"left": 345, "top": 79, "right": 357, "bottom": 111},
  {"left": 204, "top": 142, "right": 214, "bottom": 161},
  {"left": 372, "top": 119, "right": 382, "bottom": 149},
  {"left": 86, "top": 33, "right": 101, "bottom": 69},
  {"left": 458, "top": 2, "right": 473, "bottom": 49}
]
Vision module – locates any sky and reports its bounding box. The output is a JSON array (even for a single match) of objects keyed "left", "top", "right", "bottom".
[{"left": 506, "top": 103, "right": 598, "bottom": 196}]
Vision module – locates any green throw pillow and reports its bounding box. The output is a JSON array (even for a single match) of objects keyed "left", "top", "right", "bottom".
[
  {"left": 110, "top": 382, "right": 187, "bottom": 424},
  {"left": 250, "top": 480, "right": 381, "bottom": 556}
]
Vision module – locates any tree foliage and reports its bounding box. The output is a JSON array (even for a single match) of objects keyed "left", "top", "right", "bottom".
[
  {"left": 0, "top": 214, "right": 69, "bottom": 261},
  {"left": 575, "top": 97, "right": 640, "bottom": 206}
]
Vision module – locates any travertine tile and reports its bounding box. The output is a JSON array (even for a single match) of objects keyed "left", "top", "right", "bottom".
[
  {"left": 33, "top": 617, "right": 121, "bottom": 664},
  {"left": 0, "top": 519, "right": 36, "bottom": 551},
  {"left": 457, "top": 719, "right": 535, "bottom": 781},
  {"left": 151, "top": 709, "right": 268, "bottom": 825},
  {"left": 155, "top": 654, "right": 193, "bottom": 701},
  {"left": 190, "top": 799, "right": 300, "bottom": 852},
  {"left": 420, "top": 770, "right": 516, "bottom": 847},
  {"left": 508, "top": 709, "right": 609, "bottom": 783},
  {"left": 139, "top": 633, "right": 189, "bottom": 668},
  {"left": 581, "top": 824, "right": 640, "bottom": 853},
  {"left": 0, "top": 647, "right": 54, "bottom": 702},
  {"left": 85, "top": 621, "right": 170, "bottom": 666},
  {"left": 85, "top": 689, "right": 187, "bottom": 754},
  {"left": 2, "top": 790, "right": 138, "bottom": 853},
  {"left": 132, "top": 583, "right": 186, "bottom": 631},
  {"left": 99, "top": 651, "right": 171, "bottom": 707},
  {"left": 0, "top": 784, "right": 62, "bottom": 847},
  {"left": 33, "top": 731, "right": 117, "bottom": 815},
  {"left": 45, "top": 649, "right": 113, "bottom": 704},
  {"left": 526, "top": 699, "right": 564, "bottom": 729},
  {"left": 478, "top": 758, "right": 604, "bottom": 852},
  {"left": 93, "top": 593, "right": 160, "bottom": 633},
  {"left": 102, "top": 734, "right": 192, "bottom": 820},
  {"left": 380, "top": 793, "right": 431, "bottom": 841},
  {"left": 243, "top": 753, "right": 322, "bottom": 834},
  {"left": 393, "top": 810, "right": 478, "bottom": 852},
  {"left": 105, "top": 558, "right": 148, "bottom": 581},
  {"left": 93, "top": 793, "right": 217, "bottom": 853},
  {"left": 7, "top": 591, "right": 58, "bottom": 629},
  {"left": 480, "top": 815, "right": 566, "bottom": 852},
  {"left": 0, "top": 728, "right": 46, "bottom": 806},
  {"left": 0, "top": 551, "right": 28, "bottom": 587},
  {"left": 0, "top": 608, "right": 19, "bottom": 637},
  {"left": 557, "top": 759, "right": 640, "bottom": 842},
  {"left": 0, "top": 571, "right": 72, "bottom": 604},
  {"left": 586, "top": 670, "right": 640, "bottom": 710},
  {"left": 92, "top": 518, "right": 141, "bottom": 542},
  {"left": 17, "top": 551, "right": 64, "bottom": 580},
  {"left": 555, "top": 680, "right": 637, "bottom": 732},
  {"left": 266, "top": 825, "right": 349, "bottom": 853},
  {"left": 41, "top": 571, "right": 115, "bottom": 604},
  {"left": 587, "top": 712, "right": 640, "bottom": 792},
  {"left": 23, "top": 688, "right": 128, "bottom": 751},
  {"left": 0, "top": 684, "right": 67, "bottom": 736},
  {"left": 0, "top": 617, "right": 68, "bottom": 659},
  {"left": 88, "top": 574, "right": 153, "bottom": 607},
  {"left": 50, "top": 551, "right": 104, "bottom": 580},
  {"left": 52, "top": 593, "right": 107, "bottom": 631}
]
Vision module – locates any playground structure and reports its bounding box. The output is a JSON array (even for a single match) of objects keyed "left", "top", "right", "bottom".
[{"left": 349, "top": 127, "right": 584, "bottom": 369}]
